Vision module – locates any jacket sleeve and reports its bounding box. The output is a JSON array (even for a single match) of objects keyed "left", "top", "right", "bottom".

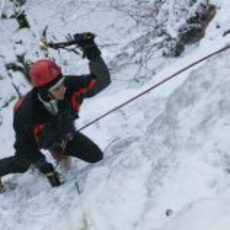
[
  {"left": 65, "top": 56, "right": 111, "bottom": 99},
  {"left": 13, "top": 113, "right": 54, "bottom": 174},
  {"left": 88, "top": 56, "right": 111, "bottom": 96}
]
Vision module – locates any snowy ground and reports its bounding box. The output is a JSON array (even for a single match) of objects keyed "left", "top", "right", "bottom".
[{"left": 1, "top": 0, "right": 230, "bottom": 230}]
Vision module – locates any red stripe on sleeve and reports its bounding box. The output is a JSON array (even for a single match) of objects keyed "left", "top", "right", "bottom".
[
  {"left": 14, "top": 98, "right": 25, "bottom": 113},
  {"left": 71, "top": 78, "right": 97, "bottom": 112}
]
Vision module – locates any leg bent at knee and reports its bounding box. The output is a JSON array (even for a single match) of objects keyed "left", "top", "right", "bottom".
[
  {"left": 87, "top": 151, "right": 103, "bottom": 163},
  {"left": 65, "top": 132, "right": 104, "bottom": 163}
]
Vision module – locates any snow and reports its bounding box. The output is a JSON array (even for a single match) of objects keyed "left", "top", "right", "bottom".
[
  {"left": 163, "top": 189, "right": 230, "bottom": 230},
  {"left": 1, "top": 0, "right": 230, "bottom": 230}
]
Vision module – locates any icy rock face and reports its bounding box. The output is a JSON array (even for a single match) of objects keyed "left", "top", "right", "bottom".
[
  {"left": 143, "top": 49, "right": 230, "bottom": 196},
  {"left": 162, "top": 188, "right": 230, "bottom": 230},
  {"left": 1, "top": 1, "right": 230, "bottom": 230},
  {"left": 108, "top": 0, "right": 217, "bottom": 85},
  {"left": 163, "top": 3, "right": 216, "bottom": 57},
  {"left": 126, "top": 49, "right": 230, "bottom": 230}
]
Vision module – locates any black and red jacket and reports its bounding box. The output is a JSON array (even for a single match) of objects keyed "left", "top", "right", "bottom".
[{"left": 13, "top": 56, "right": 111, "bottom": 169}]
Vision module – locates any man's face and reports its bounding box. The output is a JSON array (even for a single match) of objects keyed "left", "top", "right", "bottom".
[{"left": 48, "top": 78, "right": 66, "bottom": 100}]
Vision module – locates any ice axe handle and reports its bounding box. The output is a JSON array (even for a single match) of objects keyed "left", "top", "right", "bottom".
[{"left": 47, "top": 40, "right": 77, "bottom": 49}]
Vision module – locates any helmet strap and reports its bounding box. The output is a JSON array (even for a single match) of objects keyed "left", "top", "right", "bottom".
[
  {"left": 38, "top": 90, "right": 59, "bottom": 115},
  {"left": 38, "top": 88, "right": 54, "bottom": 101}
]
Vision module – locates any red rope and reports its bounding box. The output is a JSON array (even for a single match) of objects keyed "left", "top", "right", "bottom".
[{"left": 78, "top": 44, "right": 230, "bottom": 132}]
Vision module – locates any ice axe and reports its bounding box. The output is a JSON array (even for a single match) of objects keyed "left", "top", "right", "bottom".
[
  {"left": 40, "top": 25, "right": 80, "bottom": 55},
  {"left": 40, "top": 26, "right": 117, "bottom": 55}
]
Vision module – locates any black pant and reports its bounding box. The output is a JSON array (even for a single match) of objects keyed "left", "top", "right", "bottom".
[
  {"left": 0, "top": 132, "right": 103, "bottom": 177},
  {"left": 65, "top": 131, "right": 103, "bottom": 162}
]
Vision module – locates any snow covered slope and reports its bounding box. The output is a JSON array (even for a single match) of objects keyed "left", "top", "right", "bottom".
[
  {"left": 163, "top": 188, "right": 230, "bottom": 230},
  {"left": 1, "top": 0, "right": 230, "bottom": 230}
]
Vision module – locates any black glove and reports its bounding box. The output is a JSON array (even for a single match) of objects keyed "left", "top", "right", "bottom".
[
  {"left": 34, "top": 158, "right": 55, "bottom": 174},
  {"left": 46, "top": 171, "right": 65, "bottom": 187},
  {"left": 73, "top": 32, "right": 101, "bottom": 60}
]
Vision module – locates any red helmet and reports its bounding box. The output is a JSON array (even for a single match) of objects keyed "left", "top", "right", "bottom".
[{"left": 29, "top": 59, "right": 62, "bottom": 87}]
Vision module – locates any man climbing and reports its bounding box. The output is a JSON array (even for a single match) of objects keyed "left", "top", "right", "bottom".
[{"left": 0, "top": 32, "right": 111, "bottom": 192}]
